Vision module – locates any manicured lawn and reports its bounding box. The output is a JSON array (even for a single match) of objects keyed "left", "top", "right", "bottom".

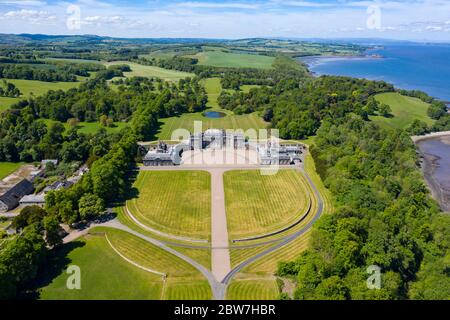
[
  {"left": 0, "top": 162, "right": 24, "bottom": 180},
  {"left": 103, "top": 61, "right": 194, "bottom": 82},
  {"left": 128, "top": 171, "right": 211, "bottom": 240},
  {"left": 154, "top": 76, "right": 268, "bottom": 140},
  {"left": 163, "top": 279, "right": 212, "bottom": 300},
  {"left": 38, "top": 234, "right": 164, "bottom": 300},
  {"left": 370, "top": 92, "right": 433, "bottom": 130},
  {"left": 224, "top": 169, "right": 311, "bottom": 240},
  {"left": 227, "top": 279, "right": 280, "bottom": 300},
  {"left": 193, "top": 51, "right": 275, "bottom": 69},
  {"left": 98, "top": 227, "right": 212, "bottom": 300},
  {"left": 155, "top": 112, "right": 268, "bottom": 140},
  {"left": 202, "top": 77, "right": 222, "bottom": 108},
  {"left": 101, "top": 227, "right": 204, "bottom": 278},
  {"left": 239, "top": 153, "right": 333, "bottom": 274}
]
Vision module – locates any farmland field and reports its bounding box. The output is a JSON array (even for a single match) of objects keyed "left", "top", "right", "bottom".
[
  {"left": 224, "top": 169, "right": 310, "bottom": 240},
  {"left": 370, "top": 92, "right": 433, "bottom": 129},
  {"left": 127, "top": 171, "right": 211, "bottom": 240},
  {"left": 192, "top": 51, "right": 275, "bottom": 69},
  {"left": 39, "top": 234, "right": 164, "bottom": 300},
  {"left": 226, "top": 279, "right": 280, "bottom": 300},
  {"left": 3, "top": 78, "right": 81, "bottom": 97},
  {"left": 0, "top": 162, "right": 24, "bottom": 180},
  {"left": 103, "top": 61, "right": 194, "bottom": 82},
  {"left": 0, "top": 79, "right": 81, "bottom": 111}
]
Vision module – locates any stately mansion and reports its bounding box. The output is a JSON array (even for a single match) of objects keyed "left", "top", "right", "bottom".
[{"left": 142, "top": 129, "right": 303, "bottom": 166}]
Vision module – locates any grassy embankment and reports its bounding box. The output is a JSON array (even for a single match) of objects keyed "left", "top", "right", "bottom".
[{"left": 370, "top": 92, "right": 433, "bottom": 130}]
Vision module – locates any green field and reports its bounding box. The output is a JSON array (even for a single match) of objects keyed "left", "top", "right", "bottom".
[
  {"left": 155, "top": 112, "right": 268, "bottom": 140},
  {"left": 0, "top": 79, "right": 82, "bottom": 111},
  {"left": 100, "top": 227, "right": 211, "bottom": 299},
  {"left": 103, "top": 61, "right": 194, "bottom": 82},
  {"left": 154, "top": 76, "right": 268, "bottom": 140},
  {"left": 224, "top": 169, "right": 310, "bottom": 240},
  {"left": 39, "top": 234, "right": 164, "bottom": 300},
  {"left": 203, "top": 77, "right": 222, "bottom": 108},
  {"left": 192, "top": 51, "right": 275, "bottom": 69},
  {"left": 41, "top": 119, "right": 128, "bottom": 135},
  {"left": 226, "top": 279, "right": 280, "bottom": 300},
  {"left": 0, "top": 162, "right": 24, "bottom": 180},
  {"left": 128, "top": 171, "right": 211, "bottom": 240},
  {"left": 370, "top": 92, "right": 433, "bottom": 129}
]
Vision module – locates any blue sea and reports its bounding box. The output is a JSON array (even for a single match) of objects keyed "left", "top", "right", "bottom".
[{"left": 299, "top": 43, "right": 450, "bottom": 102}]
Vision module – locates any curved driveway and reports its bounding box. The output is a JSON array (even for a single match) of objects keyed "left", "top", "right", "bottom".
[{"left": 64, "top": 164, "right": 324, "bottom": 300}]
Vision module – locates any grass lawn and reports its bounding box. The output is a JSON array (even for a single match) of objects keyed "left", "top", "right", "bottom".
[
  {"left": 224, "top": 169, "right": 311, "bottom": 240},
  {"left": 192, "top": 51, "right": 275, "bottom": 69},
  {"left": 40, "top": 119, "right": 128, "bottom": 135},
  {"left": 202, "top": 77, "right": 222, "bottom": 108},
  {"left": 38, "top": 234, "right": 164, "bottom": 300},
  {"left": 128, "top": 171, "right": 211, "bottom": 240},
  {"left": 370, "top": 92, "right": 433, "bottom": 130},
  {"left": 103, "top": 61, "right": 194, "bottom": 82},
  {"left": 226, "top": 279, "right": 280, "bottom": 300},
  {"left": 237, "top": 152, "right": 333, "bottom": 274},
  {"left": 0, "top": 79, "right": 81, "bottom": 111},
  {"left": 0, "top": 162, "right": 24, "bottom": 180},
  {"left": 0, "top": 96, "right": 20, "bottom": 111},
  {"left": 98, "top": 227, "right": 212, "bottom": 300},
  {"left": 155, "top": 112, "right": 268, "bottom": 140},
  {"left": 163, "top": 279, "right": 212, "bottom": 300},
  {"left": 154, "top": 77, "right": 268, "bottom": 140},
  {"left": 4, "top": 79, "right": 80, "bottom": 97}
]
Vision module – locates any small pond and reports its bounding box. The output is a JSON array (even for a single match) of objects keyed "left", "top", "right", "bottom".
[{"left": 203, "top": 111, "right": 227, "bottom": 119}]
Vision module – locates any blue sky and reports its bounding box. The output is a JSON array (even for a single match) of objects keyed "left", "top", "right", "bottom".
[{"left": 0, "top": 0, "right": 449, "bottom": 41}]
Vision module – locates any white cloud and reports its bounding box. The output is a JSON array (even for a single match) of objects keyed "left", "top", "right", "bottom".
[
  {"left": 83, "top": 15, "right": 124, "bottom": 25},
  {"left": 2, "top": 9, "right": 56, "bottom": 23},
  {"left": 175, "top": 1, "right": 260, "bottom": 9},
  {"left": 0, "top": 0, "right": 47, "bottom": 6}
]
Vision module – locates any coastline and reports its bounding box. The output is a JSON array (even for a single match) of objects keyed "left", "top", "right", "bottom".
[{"left": 414, "top": 132, "right": 450, "bottom": 212}]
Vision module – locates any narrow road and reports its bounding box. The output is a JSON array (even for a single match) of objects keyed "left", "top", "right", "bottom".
[{"left": 63, "top": 163, "right": 324, "bottom": 300}]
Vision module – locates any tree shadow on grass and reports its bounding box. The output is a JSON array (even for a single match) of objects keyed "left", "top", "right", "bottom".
[
  {"left": 22, "top": 241, "right": 86, "bottom": 300},
  {"left": 110, "top": 167, "right": 140, "bottom": 208}
]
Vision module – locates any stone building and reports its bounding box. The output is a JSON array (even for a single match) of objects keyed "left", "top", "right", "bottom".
[
  {"left": 258, "top": 143, "right": 304, "bottom": 166},
  {"left": 0, "top": 179, "right": 34, "bottom": 212}
]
